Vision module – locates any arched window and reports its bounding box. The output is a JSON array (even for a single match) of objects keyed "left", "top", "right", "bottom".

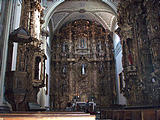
[{"left": 32, "top": 53, "right": 45, "bottom": 87}]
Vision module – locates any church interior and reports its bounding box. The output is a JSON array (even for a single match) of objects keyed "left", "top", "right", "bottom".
[{"left": 0, "top": 0, "right": 160, "bottom": 119}]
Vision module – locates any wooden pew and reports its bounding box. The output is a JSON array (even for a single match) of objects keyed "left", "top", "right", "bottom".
[
  {"left": 100, "top": 106, "right": 160, "bottom": 120},
  {"left": 0, "top": 112, "right": 95, "bottom": 120}
]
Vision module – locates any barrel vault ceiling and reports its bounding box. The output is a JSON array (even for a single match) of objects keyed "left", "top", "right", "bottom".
[{"left": 48, "top": 0, "right": 118, "bottom": 32}]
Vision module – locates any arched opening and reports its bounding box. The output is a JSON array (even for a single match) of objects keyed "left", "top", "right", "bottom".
[
  {"left": 43, "top": 0, "right": 122, "bottom": 111},
  {"left": 34, "top": 56, "right": 41, "bottom": 80}
]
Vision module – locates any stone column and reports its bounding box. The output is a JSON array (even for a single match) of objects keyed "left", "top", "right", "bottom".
[
  {"left": 68, "top": 62, "right": 74, "bottom": 102},
  {"left": 92, "top": 62, "right": 98, "bottom": 102},
  {"left": 68, "top": 24, "right": 72, "bottom": 58},
  {"left": 10, "top": 0, "right": 22, "bottom": 71},
  {"left": 0, "top": 0, "right": 13, "bottom": 112},
  {"left": 91, "top": 23, "right": 96, "bottom": 60}
]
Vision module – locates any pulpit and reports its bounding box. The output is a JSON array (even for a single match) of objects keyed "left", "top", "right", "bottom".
[{"left": 5, "top": 71, "right": 28, "bottom": 111}]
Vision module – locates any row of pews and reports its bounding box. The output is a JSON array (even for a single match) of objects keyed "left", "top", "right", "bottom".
[
  {"left": 0, "top": 112, "right": 95, "bottom": 120},
  {"left": 1, "top": 106, "right": 160, "bottom": 120},
  {"left": 100, "top": 106, "right": 160, "bottom": 120}
]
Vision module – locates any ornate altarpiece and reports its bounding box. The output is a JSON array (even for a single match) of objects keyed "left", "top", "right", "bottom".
[
  {"left": 117, "top": 0, "right": 160, "bottom": 105},
  {"left": 50, "top": 19, "right": 116, "bottom": 110},
  {"left": 5, "top": 0, "right": 46, "bottom": 111}
]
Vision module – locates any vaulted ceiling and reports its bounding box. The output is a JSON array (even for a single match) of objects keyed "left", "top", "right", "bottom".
[{"left": 48, "top": 0, "right": 117, "bottom": 32}]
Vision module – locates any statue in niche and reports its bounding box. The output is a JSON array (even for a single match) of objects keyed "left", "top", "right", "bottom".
[
  {"left": 105, "top": 42, "right": 108, "bottom": 48},
  {"left": 126, "top": 38, "right": 133, "bottom": 65},
  {"left": 128, "top": 50, "right": 133, "bottom": 65},
  {"left": 99, "top": 62, "right": 104, "bottom": 73},
  {"left": 62, "top": 65, "right": 67, "bottom": 74},
  {"left": 62, "top": 43, "right": 68, "bottom": 52},
  {"left": 98, "top": 41, "right": 102, "bottom": 50},
  {"left": 81, "top": 64, "right": 86, "bottom": 75},
  {"left": 79, "top": 37, "right": 87, "bottom": 49},
  {"left": 62, "top": 43, "right": 65, "bottom": 52},
  {"left": 97, "top": 41, "right": 102, "bottom": 52}
]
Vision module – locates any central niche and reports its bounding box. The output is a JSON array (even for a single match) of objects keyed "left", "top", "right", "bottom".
[
  {"left": 75, "top": 36, "right": 89, "bottom": 54},
  {"left": 50, "top": 19, "right": 116, "bottom": 110}
]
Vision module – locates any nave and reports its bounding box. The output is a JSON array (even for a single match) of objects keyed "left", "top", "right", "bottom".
[{"left": 0, "top": 0, "right": 159, "bottom": 120}]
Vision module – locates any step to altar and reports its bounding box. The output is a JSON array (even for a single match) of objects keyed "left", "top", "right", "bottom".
[{"left": 0, "top": 112, "right": 95, "bottom": 120}]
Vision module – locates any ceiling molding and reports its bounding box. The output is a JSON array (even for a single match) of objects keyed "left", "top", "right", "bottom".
[{"left": 53, "top": 9, "right": 115, "bottom": 15}]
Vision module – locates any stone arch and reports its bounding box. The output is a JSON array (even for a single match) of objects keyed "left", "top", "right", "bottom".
[
  {"left": 42, "top": 0, "right": 65, "bottom": 30},
  {"left": 43, "top": 0, "right": 121, "bottom": 109}
]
